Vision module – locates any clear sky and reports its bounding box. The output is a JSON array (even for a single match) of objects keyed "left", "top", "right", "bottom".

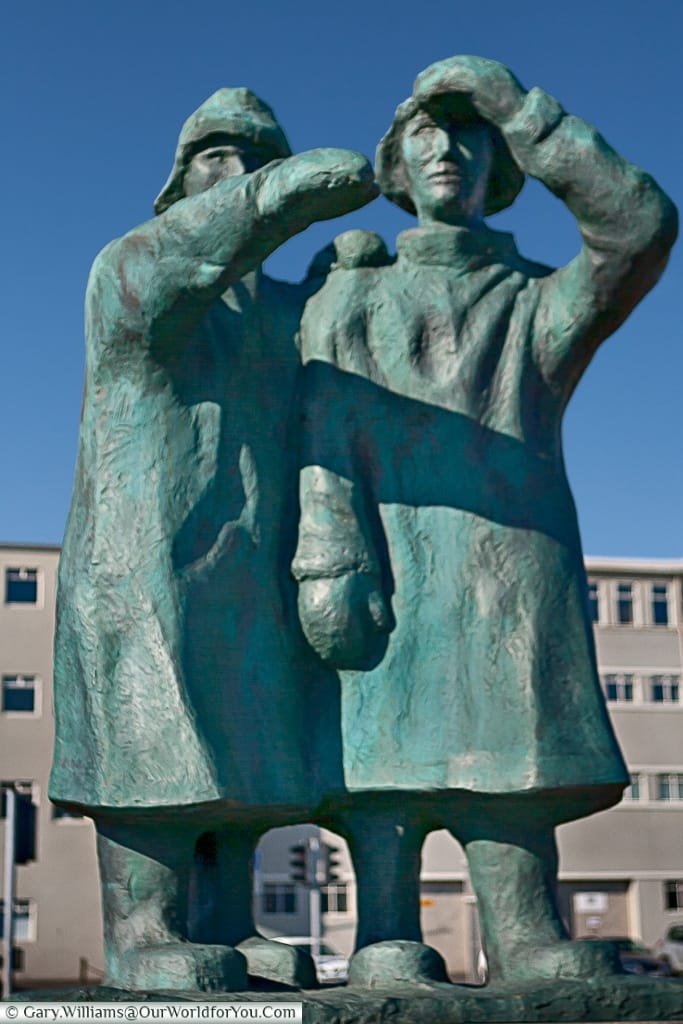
[{"left": 2, "top": 0, "right": 681, "bottom": 556}]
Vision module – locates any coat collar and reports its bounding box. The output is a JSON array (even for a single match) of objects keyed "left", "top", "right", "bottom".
[{"left": 396, "top": 223, "right": 518, "bottom": 272}]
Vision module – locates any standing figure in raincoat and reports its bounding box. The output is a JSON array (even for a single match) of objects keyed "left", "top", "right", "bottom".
[
  {"left": 49, "top": 88, "right": 376, "bottom": 992},
  {"left": 293, "top": 57, "right": 677, "bottom": 984}
]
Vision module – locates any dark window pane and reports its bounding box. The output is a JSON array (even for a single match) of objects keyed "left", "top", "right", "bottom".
[
  {"left": 652, "top": 682, "right": 664, "bottom": 702},
  {"left": 2, "top": 683, "right": 35, "bottom": 712},
  {"left": 52, "top": 805, "right": 83, "bottom": 819},
  {"left": 617, "top": 583, "right": 633, "bottom": 624},
  {"left": 5, "top": 570, "right": 37, "bottom": 604},
  {"left": 624, "top": 680, "right": 633, "bottom": 701},
  {"left": 664, "top": 882, "right": 681, "bottom": 911},
  {"left": 320, "top": 891, "right": 329, "bottom": 914},
  {"left": 283, "top": 890, "right": 296, "bottom": 914},
  {"left": 652, "top": 586, "right": 669, "bottom": 625},
  {"left": 263, "top": 891, "right": 277, "bottom": 914},
  {"left": 606, "top": 682, "right": 618, "bottom": 701},
  {"left": 588, "top": 582, "right": 599, "bottom": 623},
  {"left": 336, "top": 889, "right": 348, "bottom": 913}
]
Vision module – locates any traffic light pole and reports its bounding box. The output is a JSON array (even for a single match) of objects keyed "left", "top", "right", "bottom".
[
  {"left": 308, "top": 837, "right": 322, "bottom": 960},
  {"left": 2, "top": 786, "right": 16, "bottom": 999}
]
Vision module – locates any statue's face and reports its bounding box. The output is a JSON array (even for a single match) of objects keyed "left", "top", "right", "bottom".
[
  {"left": 183, "top": 132, "right": 269, "bottom": 197},
  {"left": 400, "top": 108, "right": 493, "bottom": 226}
]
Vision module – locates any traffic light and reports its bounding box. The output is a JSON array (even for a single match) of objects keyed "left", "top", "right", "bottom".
[
  {"left": 322, "top": 843, "right": 342, "bottom": 884},
  {"left": 289, "top": 842, "right": 309, "bottom": 883}
]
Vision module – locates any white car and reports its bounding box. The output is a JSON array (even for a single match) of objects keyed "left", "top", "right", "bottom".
[
  {"left": 654, "top": 924, "right": 683, "bottom": 975},
  {"left": 275, "top": 936, "right": 349, "bottom": 985}
]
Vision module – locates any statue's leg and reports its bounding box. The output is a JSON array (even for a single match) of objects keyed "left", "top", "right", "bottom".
[
  {"left": 189, "top": 825, "right": 317, "bottom": 988},
  {"left": 330, "top": 801, "right": 449, "bottom": 985},
  {"left": 96, "top": 820, "right": 247, "bottom": 992},
  {"left": 457, "top": 810, "right": 622, "bottom": 983}
]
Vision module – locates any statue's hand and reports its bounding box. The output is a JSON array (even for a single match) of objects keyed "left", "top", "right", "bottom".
[
  {"left": 413, "top": 55, "right": 527, "bottom": 127},
  {"left": 297, "top": 571, "right": 394, "bottom": 670}
]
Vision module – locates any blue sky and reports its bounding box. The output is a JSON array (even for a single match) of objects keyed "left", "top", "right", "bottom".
[{"left": 2, "top": 0, "right": 681, "bottom": 555}]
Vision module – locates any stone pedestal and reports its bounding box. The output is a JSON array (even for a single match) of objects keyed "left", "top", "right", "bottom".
[{"left": 9, "top": 977, "right": 683, "bottom": 1022}]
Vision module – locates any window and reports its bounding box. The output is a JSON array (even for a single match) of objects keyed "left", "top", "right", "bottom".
[
  {"left": 664, "top": 881, "right": 683, "bottom": 911},
  {"left": 1, "top": 675, "right": 37, "bottom": 713},
  {"left": 261, "top": 884, "right": 296, "bottom": 915},
  {"left": 321, "top": 883, "right": 348, "bottom": 914},
  {"left": 0, "top": 899, "right": 36, "bottom": 941},
  {"left": 603, "top": 673, "right": 634, "bottom": 703},
  {"left": 616, "top": 583, "right": 633, "bottom": 624},
  {"left": 587, "top": 581, "right": 600, "bottom": 623},
  {"left": 623, "top": 773, "right": 641, "bottom": 801},
  {"left": 655, "top": 773, "right": 683, "bottom": 802},
  {"left": 0, "top": 781, "right": 35, "bottom": 817},
  {"left": 5, "top": 568, "right": 38, "bottom": 604},
  {"left": 51, "top": 805, "right": 84, "bottom": 821},
  {"left": 651, "top": 584, "right": 670, "bottom": 626},
  {"left": 649, "top": 675, "right": 680, "bottom": 704}
]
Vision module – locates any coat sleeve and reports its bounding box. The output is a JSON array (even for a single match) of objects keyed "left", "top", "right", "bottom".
[
  {"left": 500, "top": 88, "right": 678, "bottom": 402},
  {"left": 87, "top": 149, "right": 376, "bottom": 354},
  {"left": 292, "top": 266, "right": 395, "bottom": 670}
]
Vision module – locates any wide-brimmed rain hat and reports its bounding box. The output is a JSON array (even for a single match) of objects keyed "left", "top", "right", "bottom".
[
  {"left": 376, "top": 60, "right": 524, "bottom": 217},
  {"left": 154, "top": 87, "right": 292, "bottom": 214}
]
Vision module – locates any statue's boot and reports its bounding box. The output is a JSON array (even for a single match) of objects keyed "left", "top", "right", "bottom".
[
  {"left": 349, "top": 940, "right": 449, "bottom": 986},
  {"left": 193, "top": 826, "right": 317, "bottom": 988},
  {"left": 97, "top": 822, "right": 247, "bottom": 992},
  {"left": 331, "top": 801, "right": 447, "bottom": 986},
  {"left": 236, "top": 936, "right": 318, "bottom": 988},
  {"left": 461, "top": 820, "right": 623, "bottom": 983}
]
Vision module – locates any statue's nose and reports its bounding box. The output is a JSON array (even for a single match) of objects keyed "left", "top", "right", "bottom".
[{"left": 432, "top": 126, "right": 458, "bottom": 161}]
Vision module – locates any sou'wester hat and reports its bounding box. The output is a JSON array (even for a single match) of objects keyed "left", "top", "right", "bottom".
[
  {"left": 376, "top": 59, "right": 524, "bottom": 217},
  {"left": 155, "top": 88, "right": 292, "bottom": 214}
]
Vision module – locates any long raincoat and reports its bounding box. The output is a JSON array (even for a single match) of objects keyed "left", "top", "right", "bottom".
[
  {"left": 49, "top": 144, "right": 374, "bottom": 816},
  {"left": 293, "top": 89, "right": 677, "bottom": 818}
]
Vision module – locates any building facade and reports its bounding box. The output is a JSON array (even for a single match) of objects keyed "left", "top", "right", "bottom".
[{"left": 1, "top": 545, "right": 681, "bottom": 984}]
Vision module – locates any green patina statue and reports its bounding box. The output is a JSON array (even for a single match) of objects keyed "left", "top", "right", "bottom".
[
  {"left": 292, "top": 56, "right": 677, "bottom": 986},
  {"left": 49, "top": 87, "right": 375, "bottom": 992},
  {"left": 48, "top": 56, "right": 679, "bottom": 1015}
]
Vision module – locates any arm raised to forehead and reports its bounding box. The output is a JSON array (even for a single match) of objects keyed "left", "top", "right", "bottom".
[
  {"left": 503, "top": 88, "right": 677, "bottom": 400},
  {"left": 420, "top": 57, "right": 678, "bottom": 402},
  {"left": 87, "top": 149, "right": 377, "bottom": 352}
]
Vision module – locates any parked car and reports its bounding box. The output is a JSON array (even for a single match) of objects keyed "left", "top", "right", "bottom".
[
  {"left": 275, "top": 936, "right": 349, "bottom": 985},
  {"left": 654, "top": 924, "right": 683, "bottom": 975},
  {"left": 586, "top": 936, "right": 671, "bottom": 976}
]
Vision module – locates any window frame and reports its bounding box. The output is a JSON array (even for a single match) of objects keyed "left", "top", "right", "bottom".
[
  {"left": 4, "top": 567, "right": 42, "bottom": 609},
  {"left": 602, "top": 672, "right": 635, "bottom": 704},
  {"left": 649, "top": 674, "right": 680, "bottom": 705},
  {"left": 0, "top": 898, "right": 37, "bottom": 942},
  {"left": 1, "top": 674, "right": 41, "bottom": 717},
  {"left": 260, "top": 883, "right": 297, "bottom": 916},
  {"left": 655, "top": 772, "right": 683, "bottom": 803},
  {"left": 0, "top": 780, "right": 38, "bottom": 818},
  {"left": 664, "top": 880, "right": 683, "bottom": 912},
  {"left": 649, "top": 582, "right": 671, "bottom": 627},
  {"left": 321, "top": 882, "right": 349, "bottom": 915}
]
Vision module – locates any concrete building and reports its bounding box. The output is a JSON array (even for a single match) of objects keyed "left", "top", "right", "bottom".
[
  {"left": 1, "top": 545, "right": 681, "bottom": 985},
  {"left": 0, "top": 543, "right": 103, "bottom": 987}
]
